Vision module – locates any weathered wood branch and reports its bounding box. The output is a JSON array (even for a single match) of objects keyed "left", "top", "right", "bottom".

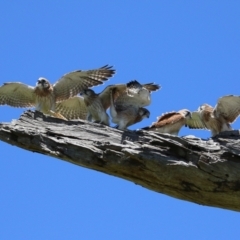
[{"left": 0, "top": 110, "right": 240, "bottom": 212}]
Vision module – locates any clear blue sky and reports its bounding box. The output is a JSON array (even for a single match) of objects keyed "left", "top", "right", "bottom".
[{"left": 0, "top": 1, "right": 240, "bottom": 239}]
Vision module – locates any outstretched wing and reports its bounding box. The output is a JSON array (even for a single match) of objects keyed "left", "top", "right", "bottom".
[
  {"left": 55, "top": 96, "right": 87, "bottom": 120},
  {"left": 142, "top": 83, "right": 161, "bottom": 92},
  {"left": 185, "top": 111, "right": 207, "bottom": 129},
  {"left": 216, "top": 95, "right": 240, "bottom": 123},
  {"left": 126, "top": 80, "right": 160, "bottom": 95},
  {"left": 53, "top": 65, "right": 115, "bottom": 102},
  {"left": 0, "top": 82, "right": 36, "bottom": 108}
]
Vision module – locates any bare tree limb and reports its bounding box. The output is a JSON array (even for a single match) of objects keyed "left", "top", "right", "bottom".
[{"left": 0, "top": 110, "right": 240, "bottom": 212}]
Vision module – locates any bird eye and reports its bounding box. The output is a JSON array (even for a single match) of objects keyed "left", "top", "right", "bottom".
[{"left": 38, "top": 78, "right": 46, "bottom": 84}]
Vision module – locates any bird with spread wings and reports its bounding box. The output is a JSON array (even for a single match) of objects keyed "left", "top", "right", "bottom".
[
  {"left": 56, "top": 80, "right": 160, "bottom": 129},
  {"left": 55, "top": 83, "right": 128, "bottom": 124},
  {"left": 0, "top": 65, "right": 115, "bottom": 119},
  {"left": 186, "top": 95, "right": 240, "bottom": 136},
  {"left": 110, "top": 80, "right": 160, "bottom": 130}
]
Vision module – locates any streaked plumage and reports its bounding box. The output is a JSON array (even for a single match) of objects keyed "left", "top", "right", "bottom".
[
  {"left": 142, "top": 109, "right": 191, "bottom": 135},
  {"left": 55, "top": 96, "right": 87, "bottom": 120},
  {"left": 0, "top": 65, "right": 115, "bottom": 119},
  {"left": 55, "top": 83, "right": 133, "bottom": 121},
  {"left": 186, "top": 95, "right": 240, "bottom": 136}
]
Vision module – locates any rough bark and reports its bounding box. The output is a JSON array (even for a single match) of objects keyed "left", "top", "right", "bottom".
[{"left": 0, "top": 110, "right": 240, "bottom": 212}]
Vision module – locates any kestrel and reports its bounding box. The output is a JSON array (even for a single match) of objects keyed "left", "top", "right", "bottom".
[
  {"left": 110, "top": 88, "right": 150, "bottom": 130},
  {"left": 79, "top": 84, "right": 131, "bottom": 125},
  {"left": 55, "top": 81, "right": 158, "bottom": 124},
  {"left": 81, "top": 88, "right": 111, "bottom": 125},
  {"left": 141, "top": 109, "right": 192, "bottom": 135},
  {"left": 186, "top": 95, "right": 240, "bottom": 136},
  {"left": 0, "top": 65, "right": 115, "bottom": 119}
]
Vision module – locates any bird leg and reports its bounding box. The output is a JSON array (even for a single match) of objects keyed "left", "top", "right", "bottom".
[{"left": 86, "top": 113, "right": 93, "bottom": 122}]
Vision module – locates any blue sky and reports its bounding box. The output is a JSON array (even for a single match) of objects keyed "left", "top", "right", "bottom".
[{"left": 0, "top": 1, "right": 240, "bottom": 239}]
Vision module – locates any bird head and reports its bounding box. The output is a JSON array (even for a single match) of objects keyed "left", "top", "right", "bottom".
[
  {"left": 180, "top": 109, "right": 192, "bottom": 119},
  {"left": 36, "top": 77, "right": 50, "bottom": 89},
  {"left": 80, "top": 89, "right": 96, "bottom": 98},
  {"left": 198, "top": 104, "right": 209, "bottom": 112},
  {"left": 139, "top": 108, "right": 150, "bottom": 119}
]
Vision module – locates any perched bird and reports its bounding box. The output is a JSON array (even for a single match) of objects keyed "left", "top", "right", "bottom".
[
  {"left": 54, "top": 83, "right": 125, "bottom": 122},
  {"left": 79, "top": 83, "right": 134, "bottom": 125},
  {"left": 80, "top": 88, "right": 111, "bottom": 125},
  {"left": 0, "top": 65, "right": 115, "bottom": 119},
  {"left": 114, "top": 80, "right": 160, "bottom": 109},
  {"left": 56, "top": 83, "right": 128, "bottom": 122},
  {"left": 186, "top": 95, "right": 240, "bottom": 136},
  {"left": 56, "top": 81, "right": 158, "bottom": 124},
  {"left": 141, "top": 109, "right": 192, "bottom": 135},
  {"left": 109, "top": 80, "right": 159, "bottom": 130},
  {"left": 110, "top": 88, "right": 150, "bottom": 130}
]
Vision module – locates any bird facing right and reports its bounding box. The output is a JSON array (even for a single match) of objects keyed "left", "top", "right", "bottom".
[{"left": 109, "top": 86, "right": 151, "bottom": 130}]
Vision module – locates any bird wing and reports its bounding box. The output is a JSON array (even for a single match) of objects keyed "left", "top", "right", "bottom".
[
  {"left": 126, "top": 80, "right": 160, "bottom": 95},
  {"left": 53, "top": 65, "right": 115, "bottom": 102},
  {"left": 142, "top": 83, "right": 161, "bottom": 92},
  {"left": 185, "top": 111, "right": 207, "bottom": 129},
  {"left": 215, "top": 95, "right": 240, "bottom": 123},
  {"left": 114, "top": 92, "right": 142, "bottom": 109},
  {"left": 152, "top": 112, "right": 184, "bottom": 128},
  {"left": 98, "top": 84, "right": 127, "bottom": 110},
  {"left": 126, "top": 80, "right": 143, "bottom": 96},
  {"left": 55, "top": 96, "right": 87, "bottom": 120},
  {"left": 112, "top": 80, "right": 160, "bottom": 109},
  {"left": 0, "top": 82, "right": 36, "bottom": 107}
]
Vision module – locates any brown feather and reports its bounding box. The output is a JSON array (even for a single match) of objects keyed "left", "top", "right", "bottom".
[
  {"left": 151, "top": 112, "right": 184, "bottom": 128},
  {"left": 34, "top": 85, "right": 53, "bottom": 97}
]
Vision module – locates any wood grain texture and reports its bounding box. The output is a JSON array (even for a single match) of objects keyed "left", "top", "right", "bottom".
[{"left": 0, "top": 110, "right": 240, "bottom": 212}]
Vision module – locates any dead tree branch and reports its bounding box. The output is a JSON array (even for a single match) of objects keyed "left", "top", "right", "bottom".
[{"left": 0, "top": 110, "right": 240, "bottom": 212}]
